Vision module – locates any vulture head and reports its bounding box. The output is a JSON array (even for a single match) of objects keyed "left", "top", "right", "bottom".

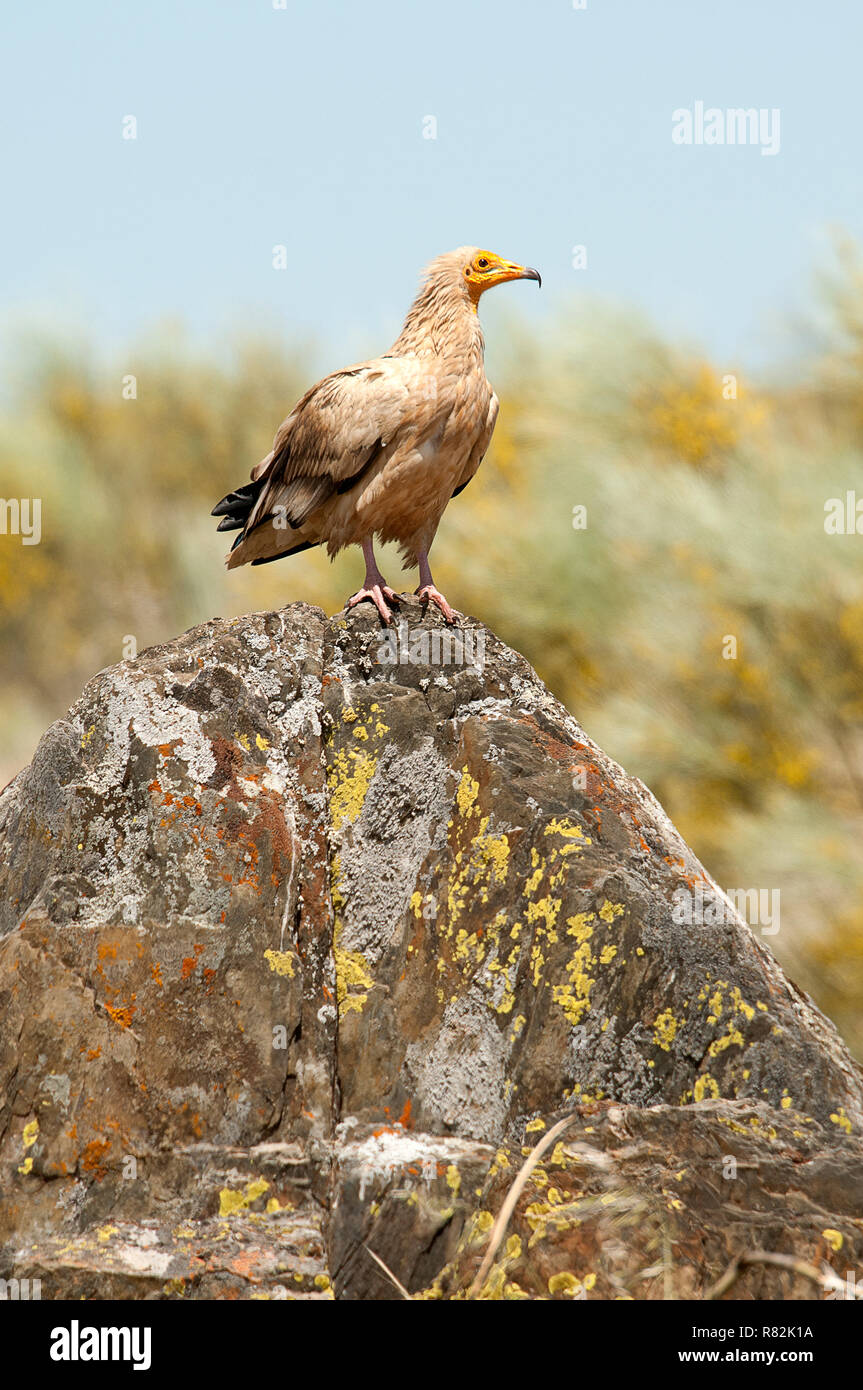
[{"left": 461, "top": 248, "right": 542, "bottom": 303}]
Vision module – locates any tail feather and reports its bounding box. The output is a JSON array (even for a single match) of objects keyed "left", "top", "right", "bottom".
[
  {"left": 216, "top": 476, "right": 325, "bottom": 569},
  {"left": 211, "top": 481, "right": 262, "bottom": 522},
  {"left": 251, "top": 540, "right": 317, "bottom": 566}
]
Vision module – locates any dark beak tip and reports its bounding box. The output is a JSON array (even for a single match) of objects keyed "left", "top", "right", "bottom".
[{"left": 526, "top": 267, "right": 542, "bottom": 288}]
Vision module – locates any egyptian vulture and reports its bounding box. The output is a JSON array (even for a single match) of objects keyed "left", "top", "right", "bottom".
[{"left": 213, "top": 247, "right": 540, "bottom": 624}]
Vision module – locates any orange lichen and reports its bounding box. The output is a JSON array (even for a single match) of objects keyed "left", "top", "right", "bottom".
[
  {"left": 105, "top": 1000, "right": 136, "bottom": 1028},
  {"left": 181, "top": 944, "right": 205, "bottom": 978},
  {"left": 81, "top": 1138, "right": 111, "bottom": 1180}
]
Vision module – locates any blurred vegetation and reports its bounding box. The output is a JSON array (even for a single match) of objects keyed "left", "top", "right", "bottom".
[{"left": 1, "top": 247, "right": 862, "bottom": 1056}]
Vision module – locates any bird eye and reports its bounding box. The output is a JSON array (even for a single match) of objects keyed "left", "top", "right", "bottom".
[{"left": 477, "top": 257, "right": 489, "bottom": 269}]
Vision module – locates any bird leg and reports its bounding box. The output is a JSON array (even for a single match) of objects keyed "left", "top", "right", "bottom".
[
  {"left": 415, "top": 551, "right": 459, "bottom": 625},
  {"left": 347, "top": 539, "right": 401, "bottom": 625}
]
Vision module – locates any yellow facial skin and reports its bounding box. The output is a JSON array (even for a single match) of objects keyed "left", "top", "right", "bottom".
[{"left": 463, "top": 250, "right": 542, "bottom": 306}]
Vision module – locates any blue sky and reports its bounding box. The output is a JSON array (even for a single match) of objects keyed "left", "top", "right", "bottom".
[{"left": 2, "top": 0, "right": 860, "bottom": 374}]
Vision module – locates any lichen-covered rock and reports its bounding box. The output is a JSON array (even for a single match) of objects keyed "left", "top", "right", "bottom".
[
  {"left": 1, "top": 598, "right": 861, "bottom": 1299},
  {"left": 422, "top": 1100, "right": 863, "bottom": 1302}
]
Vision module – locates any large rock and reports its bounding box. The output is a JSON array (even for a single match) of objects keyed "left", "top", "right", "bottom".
[{"left": 1, "top": 598, "right": 861, "bottom": 1299}]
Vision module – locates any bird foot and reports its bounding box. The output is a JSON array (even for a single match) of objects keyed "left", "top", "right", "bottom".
[
  {"left": 415, "top": 584, "right": 459, "bottom": 625},
  {"left": 347, "top": 583, "right": 401, "bottom": 626}
]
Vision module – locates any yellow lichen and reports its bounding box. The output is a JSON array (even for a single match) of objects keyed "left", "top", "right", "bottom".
[
  {"left": 334, "top": 922, "right": 375, "bottom": 1017},
  {"left": 456, "top": 768, "right": 480, "bottom": 818},
  {"left": 525, "top": 896, "right": 561, "bottom": 935},
  {"left": 544, "top": 818, "right": 590, "bottom": 844},
  {"left": 553, "top": 915, "right": 597, "bottom": 1027},
  {"left": 707, "top": 1028, "right": 744, "bottom": 1057},
  {"left": 219, "top": 1177, "right": 270, "bottom": 1217},
  {"left": 263, "top": 948, "right": 296, "bottom": 977},
  {"left": 548, "top": 1272, "right": 582, "bottom": 1297},
  {"left": 446, "top": 817, "right": 510, "bottom": 927},
  {"left": 598, "top": 900, "right": 624, "bottom": 923},
  {"left": 328, "top": 748, "right": 377, "bottom": 830},
  {"left": 653, "top": 1008, "right": 678, "bottom": 1052},
  {"left": 693, "top": 1074, "right": 720, "bottom": 1101},
  {"left": 566, "top": 912, "right": 594, "bottom": 941},
  {"left": 830, "top": 1107, "right": 852, "bottom": 1134}
]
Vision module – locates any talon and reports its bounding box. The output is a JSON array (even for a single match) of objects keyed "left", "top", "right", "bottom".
[
  {"left": 347, "top": 584, "right": 398, "bottom": 626},
  {"left": 415, "top": 584, "right": 459, "bottom": 625}
]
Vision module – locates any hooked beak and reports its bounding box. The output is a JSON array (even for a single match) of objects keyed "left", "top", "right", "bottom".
[{"left": 500, "top": 261, "right": 542, "bottom": 288}]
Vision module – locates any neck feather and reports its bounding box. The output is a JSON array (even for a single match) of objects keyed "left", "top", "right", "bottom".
[{"left": 391, "top": 275, "right": 485, "bottom": 359}]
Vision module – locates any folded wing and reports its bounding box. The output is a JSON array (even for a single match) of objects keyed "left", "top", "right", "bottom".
[{"left": 216, "top": 358, "right": 431, "bottom": 551}]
